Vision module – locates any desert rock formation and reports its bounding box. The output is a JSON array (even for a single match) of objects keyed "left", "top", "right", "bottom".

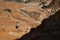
[{"left": 0, "top": 0, "right": 60, "bottom": 40}]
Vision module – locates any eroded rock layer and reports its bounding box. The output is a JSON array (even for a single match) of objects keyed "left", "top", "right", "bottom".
[{"left": 0, "top": 0, "right": 60, "bottom": 40}]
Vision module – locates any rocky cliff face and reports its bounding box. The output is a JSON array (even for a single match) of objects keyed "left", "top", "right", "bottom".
[
  {"left": 0, "top": 0, "right": 60, "bottom": 40},
  {"left": 17, "top": 9, "right": 60, "bottom": 40}
]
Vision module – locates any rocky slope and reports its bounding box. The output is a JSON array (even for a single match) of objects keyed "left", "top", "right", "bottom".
[
  {"left": 17, "top": 9, "right": 60, "bottom": 40},
  {"left": 0, "top": 0, "right": 60, "bottom": 40}
]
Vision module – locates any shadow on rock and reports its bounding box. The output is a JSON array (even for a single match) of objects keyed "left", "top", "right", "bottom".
[{"left": 16, "top": 10, "right": 60, "bottom": 40}]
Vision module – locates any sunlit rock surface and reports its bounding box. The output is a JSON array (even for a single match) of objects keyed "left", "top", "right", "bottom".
[{"left": 0, "top": 0, "right": 60, "bottom": 40}]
